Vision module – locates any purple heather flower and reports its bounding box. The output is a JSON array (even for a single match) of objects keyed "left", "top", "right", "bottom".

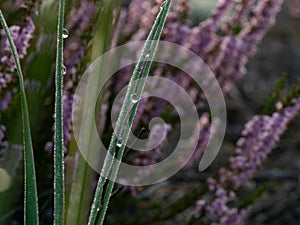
[
  {"left": 205, "top": 0, "right": 235, "bottom": 31},
  {"left": 218, "top": 208, "right": 246, "bottom": 225},
  {"left": 232, "top": 0, "right": 257, "bottom": 25},
  {"left": 0, "top": 17, "right": 35, "bottom": 90},
  {"left": 67, "top": 1, "right": 96, "bottom": 36},
  {"left": 226, "top": 102, "right": 299, "bottom": 188},
  {"left": 115, "top": 1, "right": 285, "bottom": 186},
  {"left": 186, "top": 113, "right": 211, "bottom": 167},
  {"left": 195, "top": 98, "right": 300, "bottom": 224},
  {"left": 0, "top": 17, "right": 35, "bottom": 71}
]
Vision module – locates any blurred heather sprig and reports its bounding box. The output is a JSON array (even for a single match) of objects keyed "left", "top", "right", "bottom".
[
  {"left": 0, "top": 17, "right": 35, "bottom": 89},
  {"left": 193, "top": 97, "right": 300, "bottom": 224},
  {"left": 53, "top": 0, "right": 285, "bottom": 176},
  {"left": 116, "top": 0, "right": 284, "bottom": 175}
]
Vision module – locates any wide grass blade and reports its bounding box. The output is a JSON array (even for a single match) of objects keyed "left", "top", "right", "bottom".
[
  {"left": 54, "top": 0, "right": 66, "bottom": 224},
  {"left": 87, "top": 1, "right": 172, "bottom": 225},
  {"left": 0, "top": 10, "right": 39, "bottom": 225}
]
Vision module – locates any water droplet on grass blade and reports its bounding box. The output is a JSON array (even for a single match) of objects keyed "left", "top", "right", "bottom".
[
  {"left": 62, "top": 29, "right": 69, "bottom": 38},
  {"left": 117, "top": 139, "right": 123, "bottom": 147},
  {"left": 160, "top": 1, "right": 166, "bottom": 9},
  {"left": 131, "top": 93, "right": 139, "bottom": 104},
  {"left": 62, "top": 65, "right": 67, "bottom": 75}
]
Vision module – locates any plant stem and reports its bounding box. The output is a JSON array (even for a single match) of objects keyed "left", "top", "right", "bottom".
[
  {"left": 87, "top": 1, "right": 172, "bottom": 225},
  {"left": 54, "top": 0, "right": 66, "bottom": 224},
  {"left": 0, "top": 10, "right": 39, "bottom": 225}
]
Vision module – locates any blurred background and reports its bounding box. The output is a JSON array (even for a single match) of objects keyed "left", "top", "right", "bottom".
[{"left": 0, "top": 0, "right": 299, "bottom": 224}]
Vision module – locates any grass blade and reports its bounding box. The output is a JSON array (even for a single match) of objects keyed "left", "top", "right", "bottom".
[
  {"left": 0, "top": 10, "right": 39, "bottom": 225},
  {"left": 54, "top": 0, "right": 66, "bottom": 224},
  {"left": 87, "top": 1, "right": 172, "bottom": 225}
]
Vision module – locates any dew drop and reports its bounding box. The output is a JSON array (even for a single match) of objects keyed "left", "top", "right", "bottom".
[
  {"left": 62, "top": 65, "right": 67, "bottom": 75},
  {"left": 160, "top": 1, "right": 166, "bottom": 9},
  {"left": 131, "top": 93, "right": 139, "bottom": 104},
  {"left": 62, "top": 29, "right": 69, "bottom": 39},
  {"left": 145, "top": 54, "right": 150, "bottom": 58},
  {"left": 117, "top": 139, "right": 123, "bottom": 147}
]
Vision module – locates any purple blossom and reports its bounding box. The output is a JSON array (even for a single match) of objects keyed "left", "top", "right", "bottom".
[
  {"left": 67, "top": 1, "right": 96, "bottom": 36},
  {"left": 195, "top": 98, "right": 300, "bottom": 224},
  {"left": 233, "top": 0, "right": 257, "bottom": 25},
  {"left": 227, "top": 99, "right": 300, "bottom": 188},
  {"left": 110, "top": 2, "right": 286, "bottom": 195},
  {"left": 186, "top": 113, "right": 211, "bottom": 167},
  {"left": 0, "top": 17, "right": 35, "bottom": 90}
]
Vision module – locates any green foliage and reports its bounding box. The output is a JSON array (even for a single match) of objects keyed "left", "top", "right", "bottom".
[
  {"left": 0, "top": 10, "right": 39, "bottom": 225},
  {"left": 261, "top": 75, "right": 287, "bottom": 115},
  {"left": 282, "top": 78, "right": 300, "bottom": 107},
  {"left": 54, "top": 0, "right": 66, "bottom": 224},
  {"left": 87, "top": 1, "right": 172, "bottom": 225}
]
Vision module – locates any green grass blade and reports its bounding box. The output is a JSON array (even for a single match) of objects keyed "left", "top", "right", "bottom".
[
  {"left": 0, "top": 10, "right": 39, "bottom": 225},
  {"left": 54, "top": 0, "right": 66, "bottom": 224},
  {"left": 95, "top": 2, "right": 172, "bottom": 225},
  {"left": 87, "top": 1, "right": 172, "bottom": 225}
]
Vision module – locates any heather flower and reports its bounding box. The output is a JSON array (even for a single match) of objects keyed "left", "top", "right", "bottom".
[
  {"left": 67, "top": 1, "right": 96, "bottom": 36},
  {"left": 210, "top": 0, "right": 283, "bottom": 90},
  {"left": 227, "top": 100, "right": 300, "bottom": 188},
  {"left": 0, "top": 17, "right": 35, "bottom": 92},
  {"left": 186, "top": 113, "right": 211, "bottom": 167},
  {"left": 232, "top": 0, "right": 257, "bottom": 25},
  {"left": 194, "top": 98, "right": 300, "bottom": 224},
  {"left": 205, "top": 0, "right": 234, "bottom": 30},
  {"left": 113, "top": 1, "right": 285, "bottom": 188},
  {"left": 0, "top": 17, "right": 35, "bottom": 78}
]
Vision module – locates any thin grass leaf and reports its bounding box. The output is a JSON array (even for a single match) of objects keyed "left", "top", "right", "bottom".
[
  {"left": 0, "top": 10, "right": 39, "bottom": 225},
  {"left": 54, "top": 0, "right": 66, "bottom": 224},
  {"left": 87, "top": 1, "right": 172, "bottom": 225}
]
